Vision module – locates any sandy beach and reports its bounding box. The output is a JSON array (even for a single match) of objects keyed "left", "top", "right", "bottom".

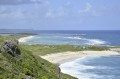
[
  {"left": 41, "top": 50, "right": 119, "bottom": 64},
  {"left": 18, "top": 36, "right": 34, "bottom": 43}
]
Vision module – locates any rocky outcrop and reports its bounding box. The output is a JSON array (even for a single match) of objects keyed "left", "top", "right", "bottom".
[{"left": 1, "top": 39, "right": 21, "bottom": 57}]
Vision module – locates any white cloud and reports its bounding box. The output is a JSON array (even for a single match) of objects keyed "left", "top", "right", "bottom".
[
  {"left": 46, "top": 9, "right": 54, "bottom": 17},
  {"left": 45, "top": 7, "right": 65, "bottom": 18},
  {"left": 30, "top": 0, "right": 41, "bottom": 3},
  {"left": 79, "top": 3, "right": 92, "bottom": 13},
  {"left": 45, "top": 1, "right": 74, "bottom": 18},
  {"left": 0, "top": 6, "right": 25, "bottom": 19},
  {"left": 79, "top": 3, "right": 101, "bottom": 16},
  {"left": 1, "top": 11, "right": 25, "bottom": 19},
  {"left": 64, "top": 1, "right": 72, "bottom": 8},
  {"left": 0, "top": 0, "right": 42, "bottom": 5}
]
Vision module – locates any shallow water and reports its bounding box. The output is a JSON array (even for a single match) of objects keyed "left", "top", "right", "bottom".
[
  {"left": 18, "top": 30, "right": 120, "bottom": 79},
  {"left": 60, "top": 55, "right": 120, "bottom": 79},
  {"left": 19, "top": 30, "right": 120, "bottom": 46}
]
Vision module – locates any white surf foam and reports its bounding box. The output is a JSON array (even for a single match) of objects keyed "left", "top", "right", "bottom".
[
  {"left": 60, "top": 61, "right": 98, "bottom": 79},
  {"left": 18, "top": 36, "right": 34, "bottom": 43},
  {"left": 59, "top": 56, "right": 107, "bottom": 79},
  {"left": 84, "top": 39, "right": 106, "bottom": 45},
  {"left": 64, "top": 35, "right": 106, "bottom": 45},
  {"left": 65, "top": 36, "right": 82, "bottom": 40},
  {"left": 18, "top": 34, "right": 107, "bottom": 45}
]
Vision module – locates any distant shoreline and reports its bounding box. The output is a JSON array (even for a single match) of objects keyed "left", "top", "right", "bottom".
[
  {"left": 18, "top": 35, "right": 120, "bottom": 65},
  {"left": 18, "top": 35, "right": 120, "bottom": 79},
  {"left": 41, "top": 51, "right": 120, "bottom": 65},
  {"left": 18, "top": 36, "right": 35, "bottom": 43}
]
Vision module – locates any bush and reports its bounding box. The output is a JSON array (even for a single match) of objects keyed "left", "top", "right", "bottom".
[{"left": 19, "top": 73, "right": 26, "bottom": 79}]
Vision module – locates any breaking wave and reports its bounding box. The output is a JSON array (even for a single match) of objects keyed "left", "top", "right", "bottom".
[
  {"left": 85, "top": 39, "right": 106, "bottom": 45},
  {"left": 60, "top": 56, "right": 120, "bottom": 79},
  {"left": 64, "top": 36, "right": 82, "bottom": 40},
  {"left": 65, "top": 36, "right": 107, "bottom": 45},
  {"left": 18, "top": 34, "right": 107, "bottom": 45},
  {"left": 59, "top": 56, "right": 101, "bottom": 79}
]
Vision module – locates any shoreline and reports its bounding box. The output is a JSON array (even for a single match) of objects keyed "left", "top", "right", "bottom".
[
  {"left": 18, "top": 36, "right": 34, "bottom": 43},
  {"left": 41, "top": 50, "right": 120, "bottom": 65},
  {"left": 18, "top": 36, "right": 120, "bottom": 65}
]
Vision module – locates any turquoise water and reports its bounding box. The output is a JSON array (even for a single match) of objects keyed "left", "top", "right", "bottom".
[
  {"left": 19, "top": 30, "right": 120, "bottom": 79},
  {"left": 22, "top": 30, "right": 120, "bottom": 46},
  {"left": 60, "top": 55, "right": 120, "bottom": 79}
]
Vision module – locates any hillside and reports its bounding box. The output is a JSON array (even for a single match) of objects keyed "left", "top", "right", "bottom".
[
  {"left": 0, "top": 48, "right": 77, "bottom": 79},
  {"left": 0, "top": 35, "right": 111, "bottom": 79},
  {"left": 0, "top": 35, "right": 77, "bottom": 79}
]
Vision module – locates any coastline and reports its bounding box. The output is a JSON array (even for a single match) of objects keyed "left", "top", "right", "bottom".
[
  {"left": 18, "top": 35, "right": 120, "bottom": 79},
  {"left": 40, "top": 50, "right": 120, "bottom": 65},
  {"left": 18, "top": 36, "right": 120, "bottom": 65},
  {"left": 18, "top": 36, "right": 34, "bottom": 43}
]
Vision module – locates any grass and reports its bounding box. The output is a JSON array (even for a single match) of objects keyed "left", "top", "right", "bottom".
[
  {"left": 0, "top": 34, "right": 109, "bottom": 56},
  {"left": 20, "top": 44, "right": 109, "bottom": 56},
  {"left": 0, "top": 34, "right": 77, "bottom": 79},
  {"left": 0, "top": 34, "right": 30, "bottom": 43},
  {"left": 0, "top": 34, "right": 114, "bottom": 79},
  {"left": 0, "top": 47, "right": 77, "bottom": 79}
]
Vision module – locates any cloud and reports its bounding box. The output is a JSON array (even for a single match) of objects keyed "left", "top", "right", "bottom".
[
  {"left": 45, "top": 7, "right": 66, "bottom": 18},
  {"left": 0, "top": 0, "right": 49, "bottom": 19},
  {"left": 63, "top": 1, "right": 72, "bottom": 8},
  {"left": 79, "top": 3, "right": 101, "bottom": 16},
  {"left": 79, "top": 3, "right": 92, "bottom": 13},
  {"left": 46, "top": 9, "right": 54, "bottom": 17},
  {"left": 45, "top": 1, "right": 73, "bottom": 18},
  {"left": 0, "top": 0, "right": 42, "bottom": 5},
  {"left": 0, "top": 6, "right": 25, "bottom": 18}
]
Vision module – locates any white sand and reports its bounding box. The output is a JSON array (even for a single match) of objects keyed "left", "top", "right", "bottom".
[
  {"left": 18, "top": 36, "right": 34, "bottom": 43},
  {"left": 41, "top": 51, "right": 119, "bottom": 64}
]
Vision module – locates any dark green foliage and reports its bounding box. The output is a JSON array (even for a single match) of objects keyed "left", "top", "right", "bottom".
[{"left": 0, "top": 46, "right": 77, "bottom": 79}]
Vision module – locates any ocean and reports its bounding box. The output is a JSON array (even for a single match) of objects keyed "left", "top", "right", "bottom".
[
  {"left": 60, "top": 55, "right": 120, "bottom": 79},
  {"left": 18, "top": 30, "right": 120, "bottom": 79},
  {"left": 20, "top": 30, "right": 120, "bottom": 46}
]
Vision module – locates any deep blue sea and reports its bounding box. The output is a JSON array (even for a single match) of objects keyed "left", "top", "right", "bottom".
[
  {"left": 22, "top": 30, "right": 120, "bottom": 46},
  {"left": 18, "top": 30, "right": 120, "bottom": 79}
]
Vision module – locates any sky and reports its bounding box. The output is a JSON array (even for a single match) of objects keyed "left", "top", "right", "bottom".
[{"left": 0, "top": 0, "right": 120, "bottom": 30}]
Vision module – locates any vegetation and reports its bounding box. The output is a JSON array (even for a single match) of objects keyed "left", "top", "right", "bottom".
[
  {"left": 0, "top": 34, "right": 120, "bottom": 79},
  {"left": 0, "top": 34, "right": 112, "bottom": 79},
  {"left": 0, "top": 35, "right": 77, "bottom": 79},
  {"left": 0, "top": 47, "right": 76, "bottom": 79},
  {"left": 0, "top": 34, "right": 30, "bottom": 45},
  {"left": 21, "top": 44, "right": 109, "bottom": 56}
]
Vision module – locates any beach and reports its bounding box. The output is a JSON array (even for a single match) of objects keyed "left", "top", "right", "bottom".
[
  {"left": 40, "top": 50, "right": 119, "bottom": 65},
  {"left": 18, "top": 36, "right": 34, "bottom": 43},
  {"left": 17, "top": 32, "right": 120, "bottom": 79},
  {"left": 18, "top": 35, "right": 120, "bottom": 65}
]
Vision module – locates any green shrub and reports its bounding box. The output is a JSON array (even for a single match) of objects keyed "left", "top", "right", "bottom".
[
  {"left": 0, "top": 35, "right": 77, "bottom": 79},
  {"left": 19, "top": 73, "right": 26, "bottom": 79}
]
